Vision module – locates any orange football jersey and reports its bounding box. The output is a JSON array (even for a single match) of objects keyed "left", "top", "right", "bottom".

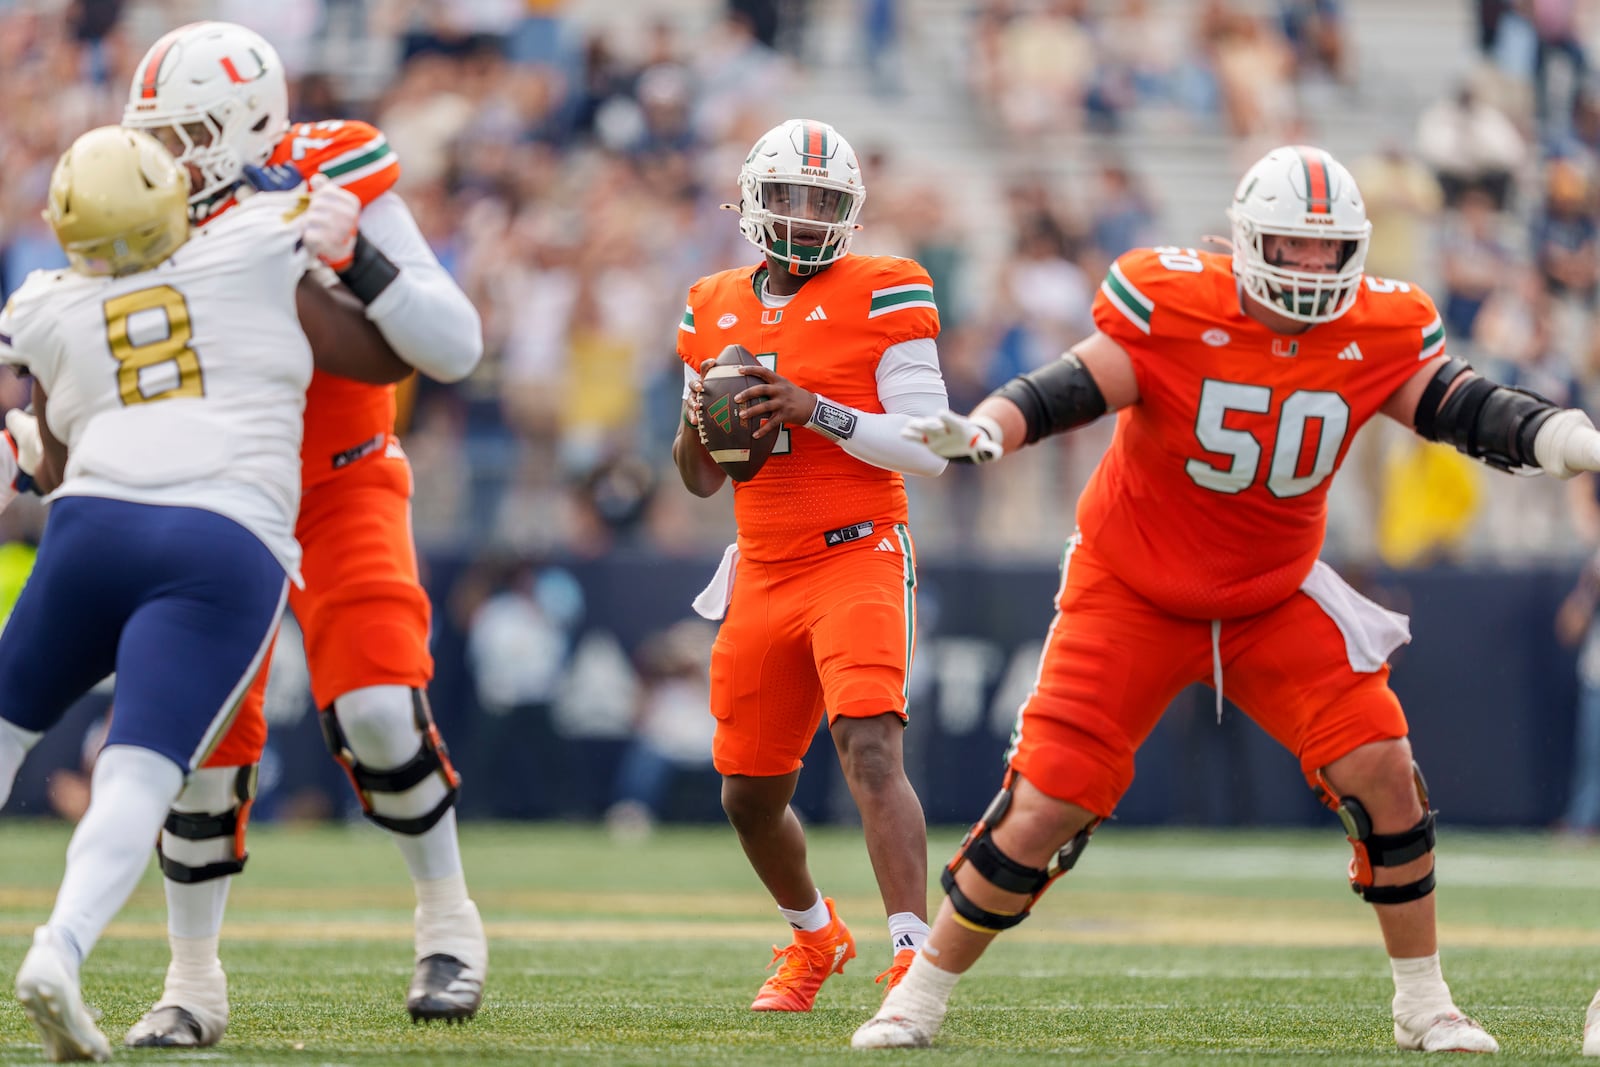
[
  {"left": 1079, "top": 248, "right": 1445, "bottom": 619},
  {"left": 266, "top": 120, "right": 402, "bottom": 487},
  {"left": 678, "top": 255, "right": 940, "bottom": 562}
]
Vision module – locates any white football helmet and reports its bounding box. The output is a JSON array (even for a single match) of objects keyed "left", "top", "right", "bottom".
[
  {"left": 122, "top": 22, "right": 289, "bottom": 216},
  {"left": 1227, "top": 145, "right": 1371, "bottom": 324},
  {"left": 737, "top": 119, "right": 865, "bottom": 275}
]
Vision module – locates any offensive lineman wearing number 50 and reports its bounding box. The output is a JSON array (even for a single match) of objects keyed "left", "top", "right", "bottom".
[{"left": 857, "top": 144, "right": 1600, "bottom": 1055}]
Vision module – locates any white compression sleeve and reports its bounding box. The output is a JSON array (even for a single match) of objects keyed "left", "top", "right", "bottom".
[
  {"left": 808, "top": 397, "right": 950, "bottom": 476},
  {"left": 805, "top": 337, "right": 949, "bottom": 476},
  {"left": 355, "top": 193, "right": 484, "bottom": 383}
]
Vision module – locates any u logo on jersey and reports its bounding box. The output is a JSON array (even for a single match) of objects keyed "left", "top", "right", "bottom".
[
  {"left": 761, "top": 308, "right": 784, "bottom": 325},
  {"left": 1271, "top": 338, "right": 1299, "bottom": 358}
]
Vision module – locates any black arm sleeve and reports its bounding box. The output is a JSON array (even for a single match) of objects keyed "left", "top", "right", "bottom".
[
  {"left": 991, "top": 353, "right": 1108, "bottom": 445},
  {"left": 1414, "top": 356, "right": 1561, "bottom": 471}
]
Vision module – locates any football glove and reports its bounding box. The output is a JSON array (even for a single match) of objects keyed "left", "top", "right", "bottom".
[
  {"left": 301, "top": 174, "right": 361, "bottom": 272},
  {"left": 1534, "top": 408, "right": 1600, "bottom": 478},
  {"left": 2, "top": 408, "right": 40, "bottom": 496},
  {"left": 6, "top": 409, "right": 42, "bottom": 476},
  {"left": 900, "top": 409, "right": 1005, "bottom": 463},
  {"left": 240, "top": 162, "right": 305, "bottom": 193}
]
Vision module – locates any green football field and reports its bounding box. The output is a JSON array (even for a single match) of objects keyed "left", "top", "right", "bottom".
[{"left": 2, "top": 820, "right": 1600, "bottom": 1065}]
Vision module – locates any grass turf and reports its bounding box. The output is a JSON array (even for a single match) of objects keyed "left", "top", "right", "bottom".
[{"left": 1, "top": 821, "right": 1598, "bottom": 1064}]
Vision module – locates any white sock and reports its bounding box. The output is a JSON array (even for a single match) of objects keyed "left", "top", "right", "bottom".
[
  {"left": 416, "top": 870, "right": 471, "bottom": 914},
  {"left": 1391, "top": 953, "right": 1454, "bottom": 1017},
  {"left": 888, "top": 912, "right": 930, "bottom": 953},
  {"left": 0, "top": 717, "right": 41, "bottom": 809},
  {"left": 394, "top": 809, "right": 465, "bottom": 883},
  {"left": 47, "top": 745, "right": 183, "bottom": 963},
  {"left": 166, "top": 876, "right": 232, "bottom": 940},
  {"left": 778, "top": 890, "right": 830, "bottom": 932},
  {"left": 412, "top": 869, "right": 485, "bottom": 968},
  {"left": 880, "top": 950, "right": 961, "bottom": 1015},
  {"left": 155, "top": 932, "right": 228, "bottom": 1036},
  {"left": 169, "top": 932, "right": 222, "bottom": 977}
]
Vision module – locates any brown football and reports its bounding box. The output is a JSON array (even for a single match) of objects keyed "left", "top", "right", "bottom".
[{"left": 699, "top": 344, "right": 779, "bottom": 482}]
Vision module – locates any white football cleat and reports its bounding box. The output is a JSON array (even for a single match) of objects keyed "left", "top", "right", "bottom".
[
  {"left": 1582, "top": 988, "right": 1600, "bottom": 1056},
  {"left": 125, "top": 958, "right": 229, "bottom": 1048},
  {"left": 14, "top": 926, "right": 111, "bottom": 1063},
  {"left": 409, "top": 898, "right": 487, "bottom": 1022},
  {"left": 851, "top": 981, "right": 948, "bottom": 1049},
  {"left": 851, "top": 1011, "right": 937, "bottom": 1049},
  {"left": 1394, "top": 1008, "right": 1500, "bottom": 1053}
]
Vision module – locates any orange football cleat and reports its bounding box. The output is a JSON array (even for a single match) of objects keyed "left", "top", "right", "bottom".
[
  {"left": 875, "top": 947, "right": 917, "bottom": 995},
  {"left": 750, "top": 898, "right": 856, "bottom": 1012}
]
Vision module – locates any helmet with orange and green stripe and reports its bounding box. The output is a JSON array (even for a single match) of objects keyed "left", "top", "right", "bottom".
[
  {"left": 122, "top": 22, "right": 289, "bottom": 221},
  {"left": 736, "top": 119, "right": 865, "bottom": 276},
  {"left": 1227, "top": 144, "right": 1371, "bottom": 325}
]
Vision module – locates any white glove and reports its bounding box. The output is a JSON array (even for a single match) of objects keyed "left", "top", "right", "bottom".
[
  {"left": 1533, "top": 408, "right": 1600, "bottom": 478},
  {"left": 5, "top": 408, "right": 42, "bottom": 476},
  {"left": 900, "top": 409, "right": 1005, "bottom": 463},
  {"left": 302, "top": 174, "right": 361, "bottom": 272}
]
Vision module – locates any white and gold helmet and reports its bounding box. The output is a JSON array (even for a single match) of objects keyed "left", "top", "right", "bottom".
[
  {"left": 736, "top": 119, "right": 865, "bottom": 276},
  {"left": 1227, "top": 145, "right": 1371, "bottom": 324},
  {"left": 122, "top": 21, "right": 289, "bottom": 215},
  {"left": 45, "top": 126, "right": 191, "bottom": 277}
]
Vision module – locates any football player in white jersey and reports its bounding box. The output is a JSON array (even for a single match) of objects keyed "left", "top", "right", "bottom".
[{"left": 0, "top": 126, "right": 400, "bottom": 1064}]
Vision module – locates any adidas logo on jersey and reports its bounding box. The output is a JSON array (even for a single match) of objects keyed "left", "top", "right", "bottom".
[
  {"left": 806, "top": 306, "right": 828, "bottom": 322},
  {"left": 1337, "top": 342, "right": 1363, "bottom": 362},
  {"left": 875, "top": 538, "right": 897, "bottom": 552}
]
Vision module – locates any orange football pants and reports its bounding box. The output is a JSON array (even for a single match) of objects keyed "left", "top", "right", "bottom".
[
  {"left": 204, "top": 446, "right": 433, "bottom": 768},
  {"left": 1008, "top": 539, "right": 1408, "bottom": 818},
  {"left": 710, "top": 527, "right": 917, "bottom": 777}
]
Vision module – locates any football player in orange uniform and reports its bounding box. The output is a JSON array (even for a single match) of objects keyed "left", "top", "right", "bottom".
[
  {"left": 855, "top": 145, "right": 1600, "bottom": 1053},
  {"left": 111, "top": 22, "right": 486, "bottom": 1046},
  {"left": 673, "top": 118, "right": 949, "bottom": 1012}
]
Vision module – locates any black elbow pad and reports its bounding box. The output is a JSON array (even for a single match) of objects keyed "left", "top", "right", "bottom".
[
  {"left": 992, "top": 354, "right": 1108, "bottom": 445},
  {"left": 1416, "top": 357, "right": 1560, "bottom": 471}
]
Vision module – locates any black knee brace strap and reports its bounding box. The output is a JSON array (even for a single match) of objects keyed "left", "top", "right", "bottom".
[
  {"left": 941, "top": 777, "right": 1095, "bottom": 932},
  {"left": 1317, "top": 765, "right": 1438, "bottom": 906},
  {"left": 158, "top": 766, "right": 256, "bottom": 885},
  {"left": 1340, "top": 798, "right": 1437, "bottom": 904},
  {"left": 321, "top": 689, "right": 461, "bottom": 836}
]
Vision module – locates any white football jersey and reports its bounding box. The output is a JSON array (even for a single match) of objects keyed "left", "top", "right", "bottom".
[{"left": 0, "top": 190, "right": 312, "bottom": 577}]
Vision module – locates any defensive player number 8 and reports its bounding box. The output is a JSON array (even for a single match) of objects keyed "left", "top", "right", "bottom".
[
  {"left": 103, "top": 285, "right": 204, "bottom": 405},
  {"left": 1185, "top": 379, "right": 1350, "bottom": 498},
  {"left": 754, "top": 352, "right": 793, "bottom": 456}
]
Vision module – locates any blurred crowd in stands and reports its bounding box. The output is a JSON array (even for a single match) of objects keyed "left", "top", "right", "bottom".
[{"left": 4, "top": 0, "right": 1600, "bottom": 573}]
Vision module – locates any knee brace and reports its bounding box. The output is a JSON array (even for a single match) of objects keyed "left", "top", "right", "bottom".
[
  {"left": 940, "top": 770, "right": 1097, "bottom": 933},
  {"left": 321, "top": 688, "right": 460, "bottom": 836},
  {"left": 1314, "top": 763, "right": 1437, "bottom": 905},
  {"left": 158, "top": 765, "right": 257, "bottom": 884}
]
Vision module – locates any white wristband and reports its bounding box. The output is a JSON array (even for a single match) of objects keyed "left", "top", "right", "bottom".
[{"left": 807, "top": 395, "right": 859, "bottom": 441}]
